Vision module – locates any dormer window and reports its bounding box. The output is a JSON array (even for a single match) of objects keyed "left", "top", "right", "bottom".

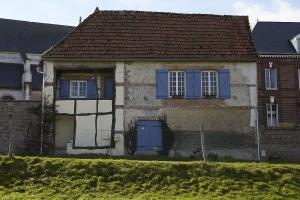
[{"left": 290, "top": 34, "right": 300, "bottom": 53}]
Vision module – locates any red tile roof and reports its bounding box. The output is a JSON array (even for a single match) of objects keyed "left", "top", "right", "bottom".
[{"left": 43, "top": 9, "right": 256, "bottom": 60}]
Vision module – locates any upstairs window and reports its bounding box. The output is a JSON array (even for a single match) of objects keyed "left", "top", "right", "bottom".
[
  {"left": 265, "top": 68, "right": 277, "bottom": 90},
  {"left": 267, "top": 103, "right": 278, "bottom": 127},
  {"left": 168, "top": 71, "right": 185, "bottom": 98},
  {"left": 201, "top": 71, "right": 218, "bottom": 97},
  {"left": 70, "top": 80, "right": 87, "bottom": 98}
]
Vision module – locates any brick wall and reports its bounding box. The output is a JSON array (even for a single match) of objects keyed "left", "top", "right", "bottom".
[
  {"left": 258, "top": 57, "right": 300, "bottom": 162},
  {"left": 0, "top": 100, "right": 41, "bottom": 155}
]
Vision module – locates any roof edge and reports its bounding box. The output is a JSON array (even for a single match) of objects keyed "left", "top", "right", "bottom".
[{"left": 42, "top": 57, "right": 257, "bottom": 62}]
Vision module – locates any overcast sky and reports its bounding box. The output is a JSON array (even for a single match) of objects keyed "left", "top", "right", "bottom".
[{"left": 1, "top": 0, "right": 300, "bottom": 27}]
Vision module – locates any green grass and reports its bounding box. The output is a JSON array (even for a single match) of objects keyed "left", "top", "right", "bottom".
[{"left": 0, "top": 156, "right": 299, "bottom": 199}]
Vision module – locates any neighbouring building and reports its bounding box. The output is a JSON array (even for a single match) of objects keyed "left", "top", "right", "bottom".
[
  {"left": 0, "top": 18, "right": 73, "bottom": 100},
  {"left": 42, "top": 8, "right": 258, "bottom": 159},
  {"left": 252, "top": 22, "right": 300, "bottom": 161}
]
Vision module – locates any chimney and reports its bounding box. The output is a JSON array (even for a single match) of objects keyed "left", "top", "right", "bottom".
[{"left": 79, "top": 16, "right": 82, "bottom": 24}]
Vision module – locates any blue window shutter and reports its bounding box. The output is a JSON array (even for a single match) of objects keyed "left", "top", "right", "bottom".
[
  {"left": 87, "top": 80, "right": 97, "bottom": 98},
  {"left": 194, "top": 69, "right": 201, "bottom": 98},
  {"left": 219, "top": 69, "right": 231, "bottom": 99},
  {"left": 104, "top": 78, "right": 113, "bottom": 99},
  {"left": 186, "top": 69, "right": 194, "bottom": 99},
  {"left": 59, "top": 79, "right": 69, "bottom": 99},
  {"left": 156, "top": 69, "right": 168, "bottom": 99}
]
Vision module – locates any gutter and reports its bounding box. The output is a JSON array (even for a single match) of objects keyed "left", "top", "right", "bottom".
[
  {"left": 37, "top": 61, "right": 44, "bottom": 155},
  {"left": 255, "top": 107, "right": 261, "bottom": 161}
]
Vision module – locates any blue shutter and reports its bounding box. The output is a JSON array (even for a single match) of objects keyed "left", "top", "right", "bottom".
[
  {"left": 194, "top": 69, "right": 201, "bottom": 98},
  {"left": 218, "top": 69, "right": 231, "bottom": 99},
  {"left": 186, "top": 69, "right": 194, "bottom": 99},
  {"left": 59, "top": 79, "right": 69, "bottom": 99},
  {"left": 156, "top": 69, "right": 168, "bottom": 99},
  {"left": 87, "top": 80, "right": 97, "bottom": 98},
  {"left": 104, "top": 78, "right": 113, "bottom": 99}
]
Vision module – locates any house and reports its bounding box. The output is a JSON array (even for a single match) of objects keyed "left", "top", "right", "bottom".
[
  {"left": 252, "top": 22, "right": 300, "bottom": 161},
  {"left": 0, "top": 18, "right": 73, "bottom": 100},
  {"left": 42, "top": 8, "right": 257, "bottom": 159}
]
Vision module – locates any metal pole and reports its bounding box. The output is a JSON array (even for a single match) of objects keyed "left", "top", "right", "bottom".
[
  {"left": 200, "top": 125, "right": 206, "bottom": 162},
  {"left": 255, "top": 107, "right": 261, "bottom": 161}
]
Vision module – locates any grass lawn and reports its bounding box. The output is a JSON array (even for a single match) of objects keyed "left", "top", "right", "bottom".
[{"left": 0, "top": 156, "right": 299, "bottom": 199}]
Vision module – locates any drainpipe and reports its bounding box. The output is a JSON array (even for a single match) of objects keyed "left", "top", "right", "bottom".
[
  {"left": 255, "top": 107, "right": 261, "bottom": 161},
  {"left": 37, "top": 63, "right": 44, "bottom": 155}
]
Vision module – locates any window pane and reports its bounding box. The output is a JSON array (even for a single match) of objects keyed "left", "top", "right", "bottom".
[
  {"left": 267, "top": 103, "right": 278, "bottom": 127},
  {"left": 270, "top": 69, "right": 277, "bottom": 88},
  {"left": 71, "top": 82, "right": 78, "bottom": 97},
  {"left": 79, "top": 81, "right": 87, "bottom": 97}
]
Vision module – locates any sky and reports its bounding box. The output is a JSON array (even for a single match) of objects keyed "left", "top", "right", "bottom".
[{"left": 1, "top": 0, "right": 300, "bottom": 28}]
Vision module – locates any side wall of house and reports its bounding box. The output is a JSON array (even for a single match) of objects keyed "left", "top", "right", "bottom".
[
  {"left": 43, "top": 60, "right": 125, "bottom": 156},
  {"left": 0, "top": 100, "right": 41, "bottom": 155},
  {"left": 257, "top": 57, "right": 300, "bottom": 161},
  {"left": 124, "top": 61, "right": 258, "bottom": 160}
]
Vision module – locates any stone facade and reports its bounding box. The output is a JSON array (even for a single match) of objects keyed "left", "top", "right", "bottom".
[
  {"left": 0, "top": 100, "right": 41, "bottom": 155},
  {"left": 124, "top": 61, "right": 258, "bottom": 160}
]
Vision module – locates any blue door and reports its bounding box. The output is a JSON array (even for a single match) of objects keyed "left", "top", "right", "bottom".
[{"left": 136, "top": 120, "right": 162, "bottom": 152}]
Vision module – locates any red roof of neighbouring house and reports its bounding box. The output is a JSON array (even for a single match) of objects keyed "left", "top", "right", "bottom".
[{"left": 43, "top": 9, "right": 256, "bottom": 60}]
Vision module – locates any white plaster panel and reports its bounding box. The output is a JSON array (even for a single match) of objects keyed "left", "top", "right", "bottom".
[
  {"left": 56, "top": 100, "right": 74, "bottom": 114},
  {"left": 77, "top": 100, "right": 97, "bottom": 114},
  {"left": 97, "top": 114, "right": 112, "bottom": 146},
  {"left": 115, "top": 108, "right": 124, "bottom": 131},
  {"left": 98, "top": 100, "right": 112, "bottom": 113},
  {"left": 75, "top": 115, "right": 96, "bottom": 147},
  {"left": 66, "top": 133, "right": 124, "bottom": 156},
  {"left": 55, "top": 116, "right": 74, "bottom": 148},
  {"left": 116, "top": 86, "right": 124, "bottom": 106},
  {"left": 44, "top": 61, "right": 54, "bottom": 83},
  {"left": 249, "top": 86, "right": 257, "bottom": 107},
  {"left": 116, "top": 62, "right": 124, "bottom": 83}
]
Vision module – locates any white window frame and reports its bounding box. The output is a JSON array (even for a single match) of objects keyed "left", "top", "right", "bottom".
[
  {"left": 70, "top": 80, "right": 87, "bottom": 98},
  {"left": 265, "top": 68, "right": 278, "bottom": 90},
  {"left": 168, "top": 71, "right": 186, "bottom": 98},
  {"left": 201, "top": 70, "right": 218, "bottom": 98},
  {"left": 267, "top": 103, "right": 279, "bottom": 127}
]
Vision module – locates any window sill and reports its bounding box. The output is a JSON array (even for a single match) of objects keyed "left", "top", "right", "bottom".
[
  {"left": 169, "top": 96, "right": 185, "bottom": 99},
  {"left": 266, "top": 88, "right": 278, "bottom": 91}
]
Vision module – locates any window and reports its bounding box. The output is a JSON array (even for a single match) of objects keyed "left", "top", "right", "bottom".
[
  {"left": 265, "top": 68, "right": 277, "bottom": 90},
  {"left": 267, "top": 103, "right": 278, "bottom": 127},
  {"left": 70, "top": 80, "right": 87, "bottom": 98},
  {"left": 168, "top": 71, "right": 185, "bottom": 98},
  {"left": 201, "top": 71, "right": 218, "bottom": 97}
]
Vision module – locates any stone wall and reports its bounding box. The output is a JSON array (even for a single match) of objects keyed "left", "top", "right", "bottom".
[{"left": 0, "top": 100, "right": 41, "bottom": 155}]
